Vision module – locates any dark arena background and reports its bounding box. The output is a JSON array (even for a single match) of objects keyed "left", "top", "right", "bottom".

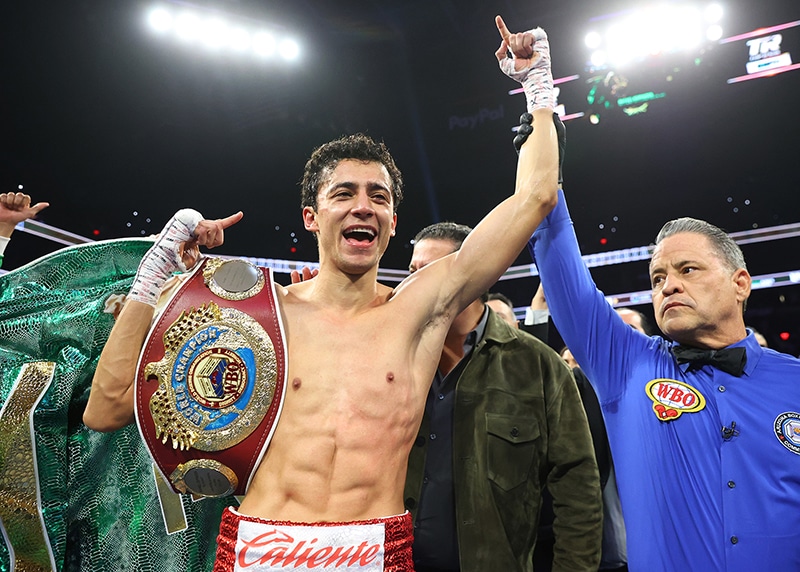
[{"left": 2, "top": 0, "right": 798, "bottom": 354}]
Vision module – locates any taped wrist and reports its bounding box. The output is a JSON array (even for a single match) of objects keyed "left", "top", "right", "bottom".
[
  {"left": 128, "top": 208, "right": 204, "bottom": 307},
  {"left": 499, "top": 27, "right": 555, "bottom": 112}
]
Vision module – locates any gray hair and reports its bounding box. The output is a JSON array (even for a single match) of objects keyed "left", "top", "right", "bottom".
[{"left": 653, "top": 217, "right": 746, "bottom": 272}]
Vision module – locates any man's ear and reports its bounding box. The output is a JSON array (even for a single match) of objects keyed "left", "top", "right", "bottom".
[
  {"left": 390, "top": 213, "right": 397, "bottom": 236},
  {"left": 303, "top": 206, "right": 318, "bottom": 232},
  {"left": 733, "top": 268, "right": 752, "bottom": 303}
]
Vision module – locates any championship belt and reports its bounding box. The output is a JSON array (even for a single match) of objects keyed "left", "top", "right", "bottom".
[{"left": 135, "top": 257, "right": 287, "bottom": 498}]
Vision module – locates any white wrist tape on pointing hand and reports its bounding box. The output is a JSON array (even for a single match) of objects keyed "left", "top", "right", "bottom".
[
  {"left": 498, "top": 27, "right": 555, "bottom": 112},
  {"left": 128, "top": 208, "right": 204, "bottom": 307}
]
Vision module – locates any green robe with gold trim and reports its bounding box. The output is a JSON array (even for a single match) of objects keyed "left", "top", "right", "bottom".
[{"left": 0, "top": 238, "right": 234, "bottom": 572}]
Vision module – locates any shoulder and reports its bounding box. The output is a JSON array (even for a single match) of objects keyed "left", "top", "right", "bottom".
[
  {"left": 274, "top": 281, "right": 317, "bottom": 322},
  {"left": 391, "top": 252, "right": 465, "bottom": 306},
  {"left": 376, "top": 281, "right": 395, "bottom": 301},
  {"left": 505, "top": 321, "right": 562, "bottom": 359},
  {"left": 756, "top": 346, "right": 800, "bottom": 372},
  {"left": 277, "top": 279, "right": 316, "bottom": 303},
  {"left": 512, "top": 325, "right": 556, "bottom": 353}
]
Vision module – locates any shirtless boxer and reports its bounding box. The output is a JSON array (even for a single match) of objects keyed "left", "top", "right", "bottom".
[{"left": 84, "top": 15, "right": 556, "bottom": 571}]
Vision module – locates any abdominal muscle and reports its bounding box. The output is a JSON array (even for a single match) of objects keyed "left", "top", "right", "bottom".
[
  {"left": 237, "top": 302, "right": 428, "bottom": 523},
  {"left": 239, "top": 399, "right": 415, "bottom": 522}
]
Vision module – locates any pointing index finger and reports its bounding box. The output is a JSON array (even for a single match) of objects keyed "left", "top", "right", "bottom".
[
  {"left": 495, "top": 15, "right": 511, "bottom": 41},
  {"left": 219, "top": 211, "right": 244, "bottom": 229}
]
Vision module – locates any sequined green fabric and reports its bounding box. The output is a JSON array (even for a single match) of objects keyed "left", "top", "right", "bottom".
[{"left": 0, "top": 239, "right": 236, "bottom": 572}]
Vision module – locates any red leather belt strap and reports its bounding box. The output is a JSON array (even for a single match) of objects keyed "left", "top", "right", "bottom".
[{"left": 135, "top": 258, "right": 287, "bottom": 497}]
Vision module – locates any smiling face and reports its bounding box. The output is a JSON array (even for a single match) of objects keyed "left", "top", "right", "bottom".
[
  {"left": 303, "top": 159, "right": 397, "bottom": 276},
  {"left": 649, "top": 232, "right": 750, "bottom": 348}
]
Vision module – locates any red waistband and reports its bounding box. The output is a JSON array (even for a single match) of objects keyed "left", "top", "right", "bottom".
[{"left": 215, "top": 507, "right": 414, "bottom": 571}]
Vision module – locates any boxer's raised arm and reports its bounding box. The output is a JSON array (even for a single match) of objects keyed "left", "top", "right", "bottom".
[{"left": 397, "top": 17, "right": 558, "bottom": 321}]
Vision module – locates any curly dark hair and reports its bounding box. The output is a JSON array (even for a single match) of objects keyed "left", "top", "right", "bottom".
[{"left": 300, "top": 133, "right": 404, "bottom": 212}]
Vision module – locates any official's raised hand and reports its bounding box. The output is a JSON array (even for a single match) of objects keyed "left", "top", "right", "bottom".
[{"left": 513, "top": 111, "right": 566, "bottom": 184}]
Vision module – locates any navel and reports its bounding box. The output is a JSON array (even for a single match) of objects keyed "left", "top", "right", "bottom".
[
  {"left": 292, "top": 377, "right": 302, "bottom": 390},
  {"left": 386, "top": 372, "right": 395, "bottom": 383}
]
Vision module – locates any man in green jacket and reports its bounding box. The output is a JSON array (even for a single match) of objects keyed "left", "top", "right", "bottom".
[{"left": 404, "top": 221, "right": 602, "bottom": 572}]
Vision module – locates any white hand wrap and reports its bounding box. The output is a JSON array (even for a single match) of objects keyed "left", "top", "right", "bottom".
[
  {"left": 128, "top": 208, "right": 204, "bottom": 307},
  {"left": 498, "top": 27, "right": 555, "bottom": 112}
]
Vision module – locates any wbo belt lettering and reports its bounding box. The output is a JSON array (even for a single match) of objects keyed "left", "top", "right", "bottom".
[{"left": 238, "top": 529, "right": 382, "bottom": 569}]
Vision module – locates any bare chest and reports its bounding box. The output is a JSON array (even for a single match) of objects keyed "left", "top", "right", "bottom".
[
  {"left": 272, "top": 289, "right": 441, "bottom": 425},
  {"left": 274, "top": 307, "right": 426, "bottom": 451},
  {"left": 287, "top": 311, "right": 409, "bottom": 388}
]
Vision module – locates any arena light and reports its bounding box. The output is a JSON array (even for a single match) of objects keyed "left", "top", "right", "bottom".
[
  {"left": 278, "top": 38, "right": 301, "bottom": 61},
  {"left": 145, "top": 5, "right": 301, "bottom": 63},
  {"left": 590, "top": 50, "right": 608, "bottom": 68},
  {"left": 585, "top": 3, "right": 723, "bottom": 69},
  {"left": 228, "top": 27, "right": 251, "bottom": 52},
  {"left": 201, "top": 18, "right": 229, "bottom": 50},
  {"left": 174, "top": 11, "right": 202, "bottom": 42},
  {"left": 147, "top": 7, "right": 172, "bottom": 33},
  {"left": 252, "top": 32, "right": 276, "bottom": 57},
  {"left": 585, "top": 31, "right": 602, "bottom": 50},
  {"left": 704, "top": 3, "right": 723, "bottom": 23},
  {"left": 706, "top": 24, "right": 724, "bottom": 42}
]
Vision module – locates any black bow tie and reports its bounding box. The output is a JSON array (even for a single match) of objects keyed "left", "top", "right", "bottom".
[{"left": 672, "top": 345, "right": 747, "bottom": 377}]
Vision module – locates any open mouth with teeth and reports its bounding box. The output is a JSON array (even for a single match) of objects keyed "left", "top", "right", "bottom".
[{"left": 343, "top": 226, "right": 377, "bottom": 246}]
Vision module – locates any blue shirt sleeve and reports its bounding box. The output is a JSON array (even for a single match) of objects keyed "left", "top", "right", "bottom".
[{"left": 527, "top": 189, "right": 661, "bottom": 404}]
